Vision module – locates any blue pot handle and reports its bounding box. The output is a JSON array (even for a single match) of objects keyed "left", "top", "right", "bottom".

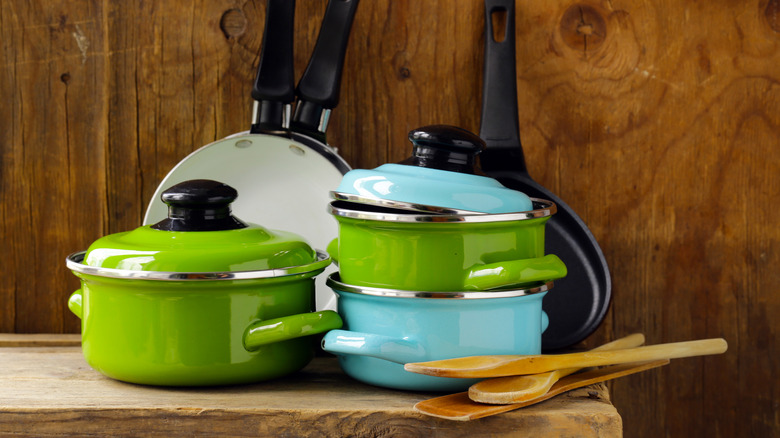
[
  {"left": 321, "top": 329, "right": 426, "bottom": 364},
  {"left": 541, "top": 310, "right": 549, "bottom": 333}
]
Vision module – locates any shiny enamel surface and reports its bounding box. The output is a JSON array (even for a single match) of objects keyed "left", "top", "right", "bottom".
[
  {"left": 335, "top": 163, "right": 533, "bottom": 214},
  {"left": 83, "top": 223, "right": 319, "bottom": 273},
  {"left": 321, "top": 275, "right": 550, "bottom": 391},
  {"left": 329, "top": 199, "right": 565, "bottom": 291},
  {"left": 68, "top": 271, "right": 342, "bottom": 386}
]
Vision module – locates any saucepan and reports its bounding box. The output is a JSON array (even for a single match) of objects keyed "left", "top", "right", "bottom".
[
  {"left": 327, "top": 199, "right": 567, "bottom": 291},
  {"left": 321, "top": 274, "right": 552, "bottom": 391},
  {"left": 66, "top": 180, "right": 342, "bottom": 386},
  {"left": 327, "top": 124, "right": 565, "bottom": 291}
]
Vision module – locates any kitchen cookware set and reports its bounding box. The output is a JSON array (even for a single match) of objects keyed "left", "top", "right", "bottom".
[
  {"left": 320, "top": 124, "right": 568, "bottom": 390},
  {"left": 64, "top": 0, "right": 621, "bottom": 406}
]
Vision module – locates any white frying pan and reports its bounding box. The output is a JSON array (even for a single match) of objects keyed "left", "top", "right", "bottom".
[{"left": 143, "top": 0, "right": 359, "bottom": 311}]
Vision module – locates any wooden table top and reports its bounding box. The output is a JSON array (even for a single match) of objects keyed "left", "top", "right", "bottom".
[{"left": 0, "top": 334, "right": 621, "bottom": 437}]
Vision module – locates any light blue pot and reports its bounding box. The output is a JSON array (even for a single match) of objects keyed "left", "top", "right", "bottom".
[{"left": 322, "top": 274, "right": 551, "bottom": 391}]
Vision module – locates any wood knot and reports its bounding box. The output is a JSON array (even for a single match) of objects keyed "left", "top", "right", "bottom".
[
  {"left": 398, "top": 66, "right": 411, "bottom": 80},
  {"left": 60, "top": 73, "right": 71, "bottom": 84},
  {"left": 560, "top": 4, "right": 607, "bottom": 52},
  {"left": 220, "top": 8, "right": 247, "bottom": 39},
  {"left": 766, "top": 0, "right": 780, "bottom": 33}
]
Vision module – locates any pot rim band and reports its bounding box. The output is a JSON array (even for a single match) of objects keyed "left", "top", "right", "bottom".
[
  {"left": 326, "top": 273, "right": 552, "bottom": 299},
  {"left": 327, "top": 198, "right": 556, "bottom": 223},
  {"left": 329, "top": 191, "right": 486, "bottom": 215},
  {"left": 66, "top": 250, "right": 331, "bottom": 281}
]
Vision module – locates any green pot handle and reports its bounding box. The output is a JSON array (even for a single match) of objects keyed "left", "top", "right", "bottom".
[
  {"left": 463, "top": 254, "right": 568, "bottom": 291},
  {"left": 68, "top": 289, "right": 83, "bottom": 319},
  {"left": 243, "top": 310, "right": 343, "bottom": 352},
  {"left": 326, "top": 238, "right": 339, "bottom": 265}
]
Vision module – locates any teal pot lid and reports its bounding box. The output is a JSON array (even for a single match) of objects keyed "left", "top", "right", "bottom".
[
  {"left": 334, "top": 125, "right": 533, "bottom": 214},
  {"left": 80, "top": 179, "right": 323, "bottom": 273}
]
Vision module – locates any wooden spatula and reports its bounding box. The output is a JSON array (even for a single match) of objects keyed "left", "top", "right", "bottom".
[
  {"left": 469, "top": 333, "right": 645, "bottom": 404},
  {"left": 405, "top": 338, "right": 727, "bottom": 378},
  {"left": 414, "top": 359, "right": 669, "bottom": 421}
]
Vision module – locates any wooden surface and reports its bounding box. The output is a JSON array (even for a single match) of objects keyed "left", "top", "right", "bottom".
[
  {"left": 0, "top": 0, "right": 778, "bottom": 437},
  {"left": 0, "top": 341, "right": 621, "bottom": 437}
]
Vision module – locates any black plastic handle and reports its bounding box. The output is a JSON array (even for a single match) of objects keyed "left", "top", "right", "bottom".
[
  {"left": 251, "top": 0, "right": 296, "bottom": 133},
  {"left": 400, "top": 125, "right": 485, "bottom": 174},
  {"left": 290, "top": 0, "right": 359, "bottom": 141},
  {"left": 478, "top": 0, "right": 528, "bottom": 174},
  {"left": 151, "top": 180, "right": 247, "bottom": 232}
]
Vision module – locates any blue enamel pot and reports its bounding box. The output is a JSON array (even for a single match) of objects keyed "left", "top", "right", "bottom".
[{"left": 321, "top": 274, "right": 551, "bottom": 391}]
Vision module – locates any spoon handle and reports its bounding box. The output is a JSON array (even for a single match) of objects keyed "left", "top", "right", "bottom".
[
  {"left": 469, "top": 333, "right": 645, "bottom": 404},
  {"left": 405, "top": 338, "right": 727, "bottom": 378}
]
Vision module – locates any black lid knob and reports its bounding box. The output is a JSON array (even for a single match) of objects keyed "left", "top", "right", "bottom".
[
  {"left": 400, "top": 125, "right": 486, "bottom": 174},
  {"left": 151, "top": 179, "right": 248, "bottom": 232}
]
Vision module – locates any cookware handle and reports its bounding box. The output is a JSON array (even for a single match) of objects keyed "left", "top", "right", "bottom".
[
  {"left": 321, "top": 329, "right": 427, "bottom": 364},
  {"left": 463, "top": 254, "right": 567, "bottom": 290},
  {"left": 290, "top": 0, "right": 360, "bottom": 141},
  {"left": 326, "top": 238, "right": 339, "bottom": 265},
  {"left": 251, "top": 0, "right": 296, "bottom": 133},
  {"left": 68, "top": 290, "right": 83, "bottom": 319},
  {"left": 478, "top": 0, "right": 528, "bottom": 173},
  {"left": 243, "top": 310, "right": 343, "bottom": 351}
]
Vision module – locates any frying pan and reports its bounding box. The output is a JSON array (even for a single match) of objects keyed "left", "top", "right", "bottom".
[
  {"left": 143, "top": 0, "right": 359, "bottom": 311},
  {"left": 478, "top": 0, "right": 611, "bottom": 351}
]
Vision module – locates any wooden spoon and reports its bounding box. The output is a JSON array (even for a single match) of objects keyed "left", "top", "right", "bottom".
[
  {"left": 414, "top": 359, "right": 669, "bottom": 421},
  {"left": 404, "top": 338, "right": 727, "bottom": 378},
  {"left": 469, "top": 333, "right": 645, "bottom": 404}
]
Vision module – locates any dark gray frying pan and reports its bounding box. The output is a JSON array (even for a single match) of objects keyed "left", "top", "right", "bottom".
[{"left": 479, "top": 0, "right": 611, "bottom": 351}]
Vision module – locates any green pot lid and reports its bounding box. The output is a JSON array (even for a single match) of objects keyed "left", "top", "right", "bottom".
[{"left": 83, "top": 180, "right": 321, "bottom": 273}]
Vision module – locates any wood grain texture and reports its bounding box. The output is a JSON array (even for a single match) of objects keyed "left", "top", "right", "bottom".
[
  {"left": 0, "top": 0, "right": 777, "bottom": 437},
  {"left": 0, "top": 345, "right": 621, "bottom": 437}
]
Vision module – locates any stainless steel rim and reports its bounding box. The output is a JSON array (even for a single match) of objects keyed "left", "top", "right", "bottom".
[
  {"left": 328, "top": 198, "right": 556, "bottom": 223},
  {"left": 66, "top": 250, "right": 331, "bottom": 281},
  {"left": 326, "top": 273, "right": 552, "bottom": 299},
  {"left": 330, "top": 191, "right": 486, "bottom": 215}
]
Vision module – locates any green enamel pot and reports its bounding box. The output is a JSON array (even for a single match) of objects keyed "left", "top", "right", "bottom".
[
  {"left": 327, "top": 198, "right": 567, "bottom": 291},
  {"left": 65, "top": 180, "right": 342, "bottom": 386}
]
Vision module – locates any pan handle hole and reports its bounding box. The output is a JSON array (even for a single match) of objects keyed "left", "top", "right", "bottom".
[
  {"left": 289, "top": 144, "right": 306, "bottom": 156},
  {"left": 491, "top": 8, "right": 508, "bottom": 43}
]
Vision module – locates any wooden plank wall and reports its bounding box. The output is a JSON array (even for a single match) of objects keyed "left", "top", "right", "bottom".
[{"left": 1, "top": 1, "right": 778, "bottom": 436}]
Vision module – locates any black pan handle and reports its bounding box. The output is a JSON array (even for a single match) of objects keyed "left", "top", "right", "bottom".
[
  {"left": 290, "top": 0, "right": 360, "bottom": 143},
  {"left": 479, "top": 0, "right": 528, "bottom": 174},
  {"left": 251, "top": 0, "right": 296, "bottom": 134}
]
